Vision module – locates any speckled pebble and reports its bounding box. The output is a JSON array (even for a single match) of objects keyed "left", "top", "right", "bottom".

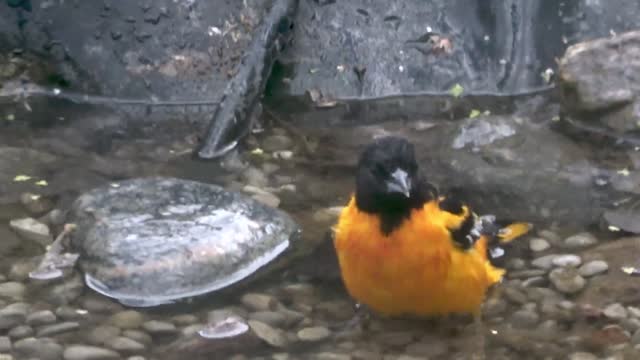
[
  {"left": 563, "top": 232, "right": 598, "bottom": 248},
  {"left": 578, "top": 260, "right": 609, "bottom": 277},
  {"left": 247, "top": 320, "right": 287, "bottom": 348},
  {"left": 297, "top": 326, "right": 331, "bottom": 342},
  {"left": 8, "top": 325, "right": 33, "bottom": 340},
  {"left": 142, "top": 320, "right": 176, "bottom": 335},
  {"left": 241, "top": 293, "right": 278, "bottom": 311},
  {"left": 549, "top": 268, "right": 586, "bottom": 294},
  {"left": 531, "top": 254, "right": 558, "bottom": 270},
  {"left": 36, "top": 321, "right": 80, "bottom": 337},
  {"left": 552, "top": 254, "right": 582, "bottom": 268},
  {"left": 0, "top": 337, "right": 10, "bottom": 353},
  {"left": 109, "top": 310, "right": 144, "bottom": 329},
  {"left": 529, "top": 238, "right": 551, "bottom": 252},
  {"left": 0, "top": 282, "right": 25, "bottom": 301},
  {"left": 63, "top": 344, "right": 120, "bottom": 360},
  {"left": 568, "top": 352, "right": 598, "bottom": 360},
  {"left": 511, "top": 309, "right": 540, "bottom": 328},
  {"left": 106, "top": 336, "right": 145, "bottom": 352},
  {"left": 26, "top": 310, "right": 57, "bottom": 326},
  {"left": 604, "top": 303, "right": 628, "bottom": 320}
]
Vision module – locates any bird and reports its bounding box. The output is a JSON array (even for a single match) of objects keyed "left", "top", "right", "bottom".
[{"left": 333, "top": 135, "right": 531, "bottom": 355}]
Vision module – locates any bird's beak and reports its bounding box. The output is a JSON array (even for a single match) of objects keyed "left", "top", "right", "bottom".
[{"left": 386, "top": 168, "right": 411, "bottom": 197}]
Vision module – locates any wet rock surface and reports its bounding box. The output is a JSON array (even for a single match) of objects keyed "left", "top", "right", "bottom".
[{"left": 66, "top": 177, "right": 302, "bottom": 307}]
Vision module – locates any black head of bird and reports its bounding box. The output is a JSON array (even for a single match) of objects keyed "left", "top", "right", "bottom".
[{"left": 354, "top": 136, "right": 436, "bottom": 233}]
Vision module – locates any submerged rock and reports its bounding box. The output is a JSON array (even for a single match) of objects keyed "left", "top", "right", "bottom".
[{"left": 40, "top": 177, "right": 302, "bottom": 307}]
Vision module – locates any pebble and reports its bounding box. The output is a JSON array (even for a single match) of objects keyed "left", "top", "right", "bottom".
[
  {"left": 122, "top": 330, "right": 152, "bottom": 346},
  {"left": 503, "top": 287, "right": 528, "bottom": 305},
  {"left": 0, "top": 282, "right": 26, "bottom": 300},
  {"left": 142, "top": 320, "right": 176, "bottom": 335},
  {"left": 578, "top": 260, "right": 609, "bottom": 277},
  {"left": 0, "top": 337, "right": 10, "bottom": 352},
  {"left": 55, "top": 306, "right": 89, "bottom": 321},
  {"left": 604, "top": 303, "right": 629, "bottom": 321},
  {"left": 8, "top": 261, "right": 37, "bottom": 281},
  {"left": 249, "top": 311, "right": 288, "bottom": 328},
  {"left": 20, "top": 192, "right": 54, "bottom": 215},
  {"left": 108, "top": 310, "right": 144, "bottom": 329},
  {"left": 247, "top": 320, "right": 287, "bottom": 348},
  {"left": 63, "top": 345, "right": 120, "bottom": 360},
  {"left": 8, "top": 217, "right": 53, "bottom": 245},
  {"left": 529, "top": 238, "right": 551, "bottom": 252},
  {"left": 170, "top": 314, "right": 198, "bottom": 326},
  {"left": 629, "top": 307, "right": 640, "bottom": 319},
  {"left": 86, "top": 325, "right": 121, "bottom": 345},
  {"left": 312, "top": 207, "right": 344, "bottom": 224},
  {"left": 8, "top": 325, "right": 33, "bottom": 339},
  {"left": 563, "top": 232, "right": 598, "bottom": 248},
  {"left": 241, "top": 293, "right": 278, "bottom": 311},
  {"left": 241, "top": 167, "right": 269, "bottom": 188},
  {"left": 568, "top": 352, "right": 598, "bottom": 360},
  {"left": 313, "top": 353, "right": 352, "bottom": 360},
  {"left": 552, "top": 254, "right": 582, "bottom": 268},
  {"left": 261, "top": 135, "right": 293, "bottom": 152},
  {"left": 14, "top": 337, "right": 64, "bottom": 360},
  {"left": 181, "top": 324, "right": 205, "bottom": 337},
  {"left": 126, "top": 357, "right": 145, "bottom": 360},
  {"left": 531, "top": 254, "right": 558, "bottom": 270},
  {"left": 36, "top": 321, "right": 80, "bottom": 337},
  {"left": 26, "top": 310, "right": 57, "bottom": 326},
  {"left": 297, "top": 326, "right": 331, "bottom": 342},
  {"left": 549, "top": 268, "right": 586, "bottom": 294},
  {"left": 522, "top": 276, "right": 547, "bottom": 288},
  {"left": 81, "top": 297, "right": 122, "bottom": 314},
  {"left": 251, "top": 192, "right": 281, "bottom": 208},
  {"left": 632, "top": 329, "right": 640, "bottom": 345},
  {"left": 0, "top": 303, "right": 28, "bottom": 330},
  {"left": 511, "top": 309, "right": 540, "bottom": 328},
  {"left": 405, "top": 336, "right": 448, "bottom": 358},
  {"left": 106, "top": 336, "right": 145, "bottom": 353},
  {"left": 47, "top": 276, "right": 85, "bottom": 305}
]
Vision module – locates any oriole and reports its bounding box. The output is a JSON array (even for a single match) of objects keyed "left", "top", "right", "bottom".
[{"left": 333, "top": 135, "right": 531, "bottom": 318}]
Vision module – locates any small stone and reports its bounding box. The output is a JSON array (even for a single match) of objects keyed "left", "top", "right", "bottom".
[
  {"left": 47, "top": 275, "right": 84, "bottom": 305},
  {"left": 484, "top": 298, "right": 507, "bottom": 318},
  {"left": 181, "top": 324, "right": 205, "bottom": 337},
  {"left": 8, "top": 325, "right": 33, "bottom": 339},
  {"left": 241, "top": 167, "right": 269, "bottom": 188},
  {"left": 142, "top": 320, "right": 176, "bottom": 335},
  {"left": 374, "top": 331, "right": 415, "bottom": 347},
  {"left": 122, "top": 330, "right": 152, "bottom": 346},
  {"left": 81, "top": 297, "right": 122, "bottom": 314},
  {"left": 170, "top": 314, "right": 198, "bottom": 326},
  {"left": 44, "top": 209, "right": 67, "bottom": 226},
  {"left": 621, "top": 318, "right": 640, "bottom": 333},
  {"left": 297, "top": 326, "right": 331, "bottom": 342},
  {"left": 531, "top": 254, "right": 558, "bottom": 270},
  {"left": 529, "top": 238, "right": 551, "bottom": 252},
  {"left": 55, "top": 306, "right": 89, "bottom": 321},
  {"left": 14, "top": 337, "right": 64, "bottom": 360},
  {"left": 0, "top": 337, "right": 10, "bottom": 352},
  {"left": 503, "top": 287, "right": 528, "bottom": 305},
  {"left": 127, "top": 357, "right": 145, "bottom": 360},
  {"left": 568, "top": 352, "right": 598, "bottom": 360},
  {"left": 248, "top": 320, "right": 287, "bottom": 348},
  {"left": 8, "top": 261, "right": 37, "bottom": 281},
  {"left": 86, "top": 325, "right": 121, "bottom": 345},
  {"left": 0, "top": 282, "right": 25, "bottom": 300},
  {"left": 315, "top": 300, "right": 355, "bottom": 321},
  {"left": 106, "top": 336, "right": 145, "bottom": 353},
  {"left": 564, "top": 232, "right": 598, "bottom": 248},
  {"left": 36, "top": 321, "right": 80, "bottom": 337},
  {"left": 405, "top": 336, "right": 448, "bottom": 358},
  {"left": 0, "top": 303, "right": 28, "bottom": 330},
  {"left": 63, "top": 345, "right": 120, "bottom": 360},
  {"left": 281, "top": 283, "right": 316, "bottom": 299},
  {"left": 632, "top": 329, "right": 640, "bottom": 345},
  {"left": 549, "top": 268, "right": 586, "bottom": 294},
  {"left": 109, "top": 310, "right": 144, "bottom": 329},
  {"left": 241, "top": 293, "right": 278, "bottom": 311},
  {"left": 312, "top": 353, "right": 352, "bottom": 360},
  {"left": 511, "top": 309, "right": 540, "bottom": 328},
  {"left": 251, "top": 192, "right": 281, "bottom": 208},
  {"left": 604, "top": 303, "right": 628, "bottom": 321},
  {"left": 552, "top": 254, "right": 582, "bottom": 268},
  {"left": 629, "top": 307, "right": 640, "bottom": 319},
  {"left": 312, "top": 207, "right": 344, "bottom": 224},
  {"left": 522, "top": 276, "right": 546, "bottom": 288},
  {"left": 578, "top": 260, "right": 609, "bottom": 277},
  {"left": 207, "top": 308, "right": 245, "bottom": 324},
  {"left": 261, "top": 135, "right": 293, "bottom": 152},
  {"left": 9, "top": 217, "right": 53, "bottom": 246},
  {"left": 249, "top": 311, "right": 287, "bottom": 328},
  {"left": 20, "top": 193, "right": 54, "bottom": 215},
  {"left": 26, "top": 310, "right": 57, "bottom": 326}
]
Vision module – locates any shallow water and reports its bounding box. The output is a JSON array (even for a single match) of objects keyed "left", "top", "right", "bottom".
[{"left": 0, "top": 99, "right": 638, "bottom": 360}]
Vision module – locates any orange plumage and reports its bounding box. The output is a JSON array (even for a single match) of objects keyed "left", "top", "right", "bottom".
[{"left": 333, "top": 136, "right": 531, "bottom": 317}]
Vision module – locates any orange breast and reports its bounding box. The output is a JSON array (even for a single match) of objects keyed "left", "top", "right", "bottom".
[{"left": 333, "top": 196, "right": 504, "bottom": 317}]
